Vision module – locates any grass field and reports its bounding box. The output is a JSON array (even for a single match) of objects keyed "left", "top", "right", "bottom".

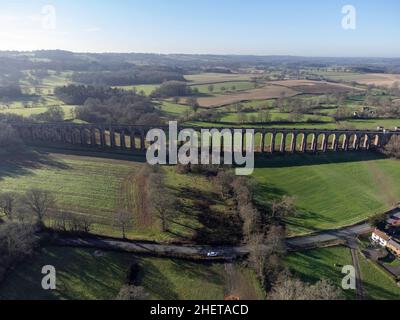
[
  {"left": 158, "top": 101, "right": 192, "bottom": 116},
  {"left": 0, "top": 247, "right": 263, "bottom": 300},
  {"left": 0, "top": 149, "right": 139, "bottom": 229},
  {"left": 0, "top": 247, "right": 132, "bottom": 300},
  {"left": 254, "top": 152, "right": 400, "bottom": 235},
  {"left": 270, "top": 80, "right": 364, "bottom": 94},
  {"left": 285, "top": 246, "right": 355, "bottom": 299},
  {"left": 312, "top": 72, "right": 400, "bottom": 87},
  {"left": 0, "top": 105, "right": 76, "bottom": 119},
  {"left": 114, "top": 84, "right": 159, "bottom": 96},
  {"left": 190, "top": 81, "right": 254, "bottom": 94},
  {"left": 188, "top": 117, "right": 400, "bottom": 131},
  {"left": 184, "top": 73, "right": 253, "bottom": 84},
  {"left": 218, "top": 111, "right": 333, "bottom": 123},
  {"left": 0, "top": 148, "right": 236, "bottom": 243},
  {"left": 358, "top": 252, "right": 400, "bottom": 300}
]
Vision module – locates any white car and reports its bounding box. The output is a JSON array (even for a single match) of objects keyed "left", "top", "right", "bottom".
[{"left": 207, "top": 251, "right": 219, "bottom": 257}]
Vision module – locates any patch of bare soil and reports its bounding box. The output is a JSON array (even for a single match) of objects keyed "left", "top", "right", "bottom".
[
  {"left": 224, "top": 263, "right": 260, "bottom": 300},
  {"left": 350, "top": 73, "right": 400, "bottom": 87},
  {"left": 195, "top": 85, "right": 300, "bottom": 108},
  {"left": 271, "top": 80, "right": 363, "bottom": 94},
  {"left": 122, "top": 172, "right": 154, "bottom": 228}
]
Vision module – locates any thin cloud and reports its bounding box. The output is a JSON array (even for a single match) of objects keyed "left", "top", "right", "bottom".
[{"left": 85, "top": 27, "right": 101, "bottom": 33}]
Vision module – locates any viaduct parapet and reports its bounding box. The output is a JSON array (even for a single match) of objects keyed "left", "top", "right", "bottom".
[{"left": 11, "top": 123, "right": 400, "bottom": 154}]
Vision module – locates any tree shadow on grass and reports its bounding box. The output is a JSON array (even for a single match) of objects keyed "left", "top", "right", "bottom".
[
  {"left": 25, "top": 144, "right": 148, "bottom": 163},
  {"left": 0, "top": 148, "right": 70, "bottom": 181},
  {"left": 284, "top": 210, "right": 339, "bottom": 234},
  {"left": 168, "top": 185, "right": 242, "bottom": 245},
  {"left": 136, "top": 259, "right": 179, "bottom": 300},
  {"left": 254, "top": 151, "right": 386, "bottom": 169}
]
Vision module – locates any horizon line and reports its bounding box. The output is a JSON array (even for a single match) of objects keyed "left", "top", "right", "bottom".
[{"left": 1, "top": 49, "right": 400, "bottom": 60}]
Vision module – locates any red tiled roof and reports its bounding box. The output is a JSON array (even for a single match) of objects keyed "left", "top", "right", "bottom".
[{"left": 372, "top": 229, "right": 391, "bottom": 241}]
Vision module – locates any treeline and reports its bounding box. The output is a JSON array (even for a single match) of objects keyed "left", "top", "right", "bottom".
[
  {"left": 0, "top": 85, "right": 25, "bottom": 99},
  {"left": 77, "top": 93, "right": 160, "bottom": 125},
  {"left": 55, "top": 84, "right": 160, "bottom": 125},
  {"left": 133, "top": 165, "right": 176, "bottom": 233},
  {"left": 54, "top": 85, "right": 122, "bottom": 105},
  {"left": 151, "top": 81, "right": 193, "bottom": 98},
  {"left": 72, "top": 67, "right": 185, "bottom": 86}
]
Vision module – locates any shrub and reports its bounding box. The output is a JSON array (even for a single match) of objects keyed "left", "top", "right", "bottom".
[
  {"left": 382, "top": 135, "right": 400, "bottom": 159},
  {"left": 0, "top": 122, "right": 23, "bottom": 149}
]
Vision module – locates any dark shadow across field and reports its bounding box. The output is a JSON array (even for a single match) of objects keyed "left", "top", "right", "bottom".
[
  {"left": 254, "top": 151, "right": 386, "bottom": 168},
  {"left": 0, "top": 148, "right": 70, "bottom": 180}
]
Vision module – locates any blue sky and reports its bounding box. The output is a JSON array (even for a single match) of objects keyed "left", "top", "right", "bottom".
[{"left": 0, "top": 0, "right": 399, "bottom": 57}]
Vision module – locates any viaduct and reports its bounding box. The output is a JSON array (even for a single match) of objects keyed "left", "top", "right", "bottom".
[{"left": 10, "top": 123, "right": 400, "bottom": 154}]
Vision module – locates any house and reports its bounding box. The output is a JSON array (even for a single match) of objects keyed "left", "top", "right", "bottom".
[
  {"left": 371, "top": 229, "right": 391, "bottom": 247},
  {"left": 386, "top": 240, "right": 400, "bottom": 258},
  {"left": 387, "top": 212, "right": 400, "bottom": 227}
]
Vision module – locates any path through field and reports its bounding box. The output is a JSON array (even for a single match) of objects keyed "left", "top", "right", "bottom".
[{"left": 366, "top": 161, "right": 398, "bottom": 207}]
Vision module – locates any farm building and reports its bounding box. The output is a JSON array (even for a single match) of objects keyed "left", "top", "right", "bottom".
[
  {"left": 387, "top": 240, "right": 400, "bottom": 258},
  {"left": 387, "top": 212, "right": 400, "bottom": 227},
  {"left": 372, "top": 229, "right": 391, "bottom": 247}
]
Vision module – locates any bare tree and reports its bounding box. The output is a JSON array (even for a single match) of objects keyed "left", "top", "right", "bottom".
[
  {"left": 0, "top": 221, "right": 37, "bottom": 280},
  {"left": 269, "top": 273, "right": 342, "bottom": 300},
  {"left": 247, "top": 233, "right": 268, "bottom": 287},
  {"left": 148, "top": 173, "right": 175, "bottom": 232},
  {"left": 383, "top": 135, "right": 400, "bottom": 159},
  {"left": 270, "top": 196, "right": 297, "bottom": 220},
  {"left": 0, "top": 123, "right": 23, "bottom": 149},
  {"left": 114, "top": 209, "right": 133, "bottom": 239},
  {"left": 0, "top": 192, "right": 18, "bottom": 220},
  {"left": 23, "top": 189, "right": 56, "bottom": 226},
  {"left": 187, "top": 97, "right": 199, "bottom": 112}
]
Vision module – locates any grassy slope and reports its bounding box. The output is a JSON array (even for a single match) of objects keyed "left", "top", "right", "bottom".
[
  {"left": 139, "top": 258, "right": 225, "bottom": 300},
  {"left": 114, "top": 84, "right": 159, "bottom": 96},
  {"left": 0, "top": 247, "right": 263, "bottom": 300},
  {"left": 0, "top": 247, "right": 132, "bottom": 300},
  {"left": 0, "top": 149, "right": 138, "bottom": 227},
  {"left": 190, "top": 81, "right": 254, "bottom": 94},
  {"left": 358, "top": 252, "right": 400, "bottom": 300},
  {"left": 285, "top": 246, "right": 355, "bottom": 299},
  {"left": 254, "top": 153, "right": 400, "bottom": 235},
  {"left": 0, "top": 105, "right": 76, "bottom": 119},
  {"left": 159, "top": 101, "right": 192, "bottom": 116},
  {"left": 0, "top": 148, "right": 234, "bottom": 243}
]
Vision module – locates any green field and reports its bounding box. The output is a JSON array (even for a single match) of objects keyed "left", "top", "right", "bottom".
[
  {"left": 184, "top": 73, "right": 252, "bottom": 84},
  {"left": 0, "top": 247, "right": 132, "bottom": 300},
  {"left": 114, "top": 84, "right": 159, "bottom": 96},
  {"left": 0, "top": 149, "right": 138, "bottom": 228},
  {"left": 158, "top": 101, "right": 192, "bottom": 116},
  {"left": 285, "top": 246, "right": 355, "bottom": 299},
  {"left": 190, "top": 81, "right": 254, "bottom": 94},
  {"left": 358, "top": 252, "right": 400, "bottom": 300},
  {"left": 254, "top": 152, "right": 400, "bottom": 235},
  {"left": 0, "top": 105, "right": 76, "bottom": 119},
  {"left": 0, "top": 148, "right": 235, "bottom": 243},
  {"left": 0, "top": 247, "right": 234, "bottom": 300},
  {"left": 218, "top": 111, "right": 333, "bottom": 123},
  {"left": 0, "top": 247, "right": 263, "bottom": 300}
]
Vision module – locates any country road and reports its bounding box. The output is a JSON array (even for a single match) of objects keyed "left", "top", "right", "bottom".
[
  {"left": 51, "top": 220, "right": 375, "bottom": 260},
  {"left": 285, "top": 222, "right": 373, "bottom": 251}
]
